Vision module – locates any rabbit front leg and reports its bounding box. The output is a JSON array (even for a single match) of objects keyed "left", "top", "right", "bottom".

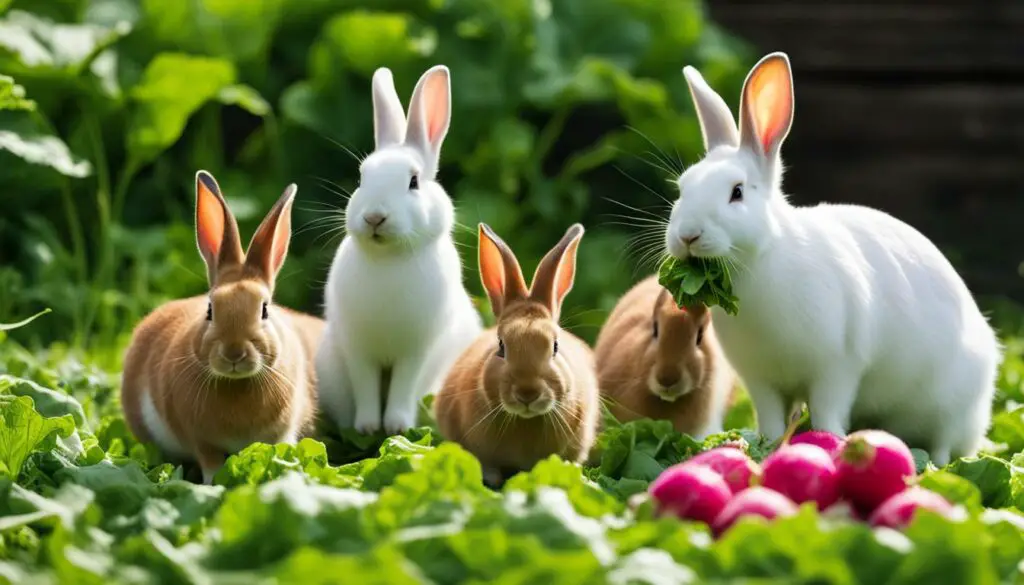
[
  {"left": 746, "top": 382, "right": 788, "bottom": 441},
  {"left": 196, "top": 442, "right": 226, "bottom": 485},
  {"left": 346, "top": 351, "right": 384, "bottom": 434},
  {"left": 314, "top": 331, "right": 356, "bottom": 429},
  {"left": 807, "top": 369, "right": 860, "bottom": 438},
  {"left": 382, "top": 349, "right": 430, "bottom": 434}
]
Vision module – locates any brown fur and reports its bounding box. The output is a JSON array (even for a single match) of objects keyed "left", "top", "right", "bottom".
[
  {"left": 120, "top": 171, "right": 324, "bottom": 483},
  {"left": 594, "top": 275, "right": 736, "bottom": 436},
  {"left": 434, "top": 224, "right": 600, "bottom": 478}
]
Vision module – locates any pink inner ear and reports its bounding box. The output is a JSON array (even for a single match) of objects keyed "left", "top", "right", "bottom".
[
  {"left": 270, "top": 208, "right": 291, "bottom": 275},
  {"left": 423, "top": 74, "right": 449, "bottom": 145},
  {"left": 748, "top": 59, "right": 793, "bottom": 154},
  {"left": 196, "top": 183, "right": 224, "bottom": 262}
]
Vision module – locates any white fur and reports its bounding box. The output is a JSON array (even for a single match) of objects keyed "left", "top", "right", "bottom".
[
  {"left": 316, "top": 66, "right": 482, "bottom": 434},
  {"left": 140, "top": 388, "right": 188, "bottom": 458},
  {"left": 666, "top": 53, "right": 1000, "bottom": 466}
]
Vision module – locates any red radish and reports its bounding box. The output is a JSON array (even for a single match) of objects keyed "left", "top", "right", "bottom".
[
  {"left": 789, "top": 430, "right": 845, "bottom": 457},
  {"left": 836, "top": 430, "right": 916, "bottom": 514},
  {"left": 711, "top": 487, "right": 799, "bottom": 536},
  {"left": 869, "top": 488, "right": 954, "bottom": 529},
  {"left": 649, "top": 464, "right": 732, "bottom": 525},
  {"left": 760, "top": 443, "right": 839, "bottom": 509},
  {"left": 685, "top": 447, "right": 761, "bottom": 494}
]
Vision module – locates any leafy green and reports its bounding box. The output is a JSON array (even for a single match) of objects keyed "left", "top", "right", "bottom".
[
  {"left": 0, "top": 76, "right": 33, "bottom": 112},
  {"left": 0, "top": 396, "right": 74, "bottom": 479},
  {"left": 658, "top": 255, "right": 740, "bottom": 315}
]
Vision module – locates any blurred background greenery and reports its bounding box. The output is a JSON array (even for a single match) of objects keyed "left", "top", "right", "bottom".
[{"left": 0, "top": 0, "right": 756, "bottom": 360}]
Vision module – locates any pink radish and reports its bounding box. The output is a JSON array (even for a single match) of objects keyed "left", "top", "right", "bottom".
[
  {"left": 649, "top": 463, "right": 732, "bottom": 525},
  {"left": 760, "top": 443, "right": 839, "bottom": 509},
  {"left": 711, "top": 487, "right": 799, "bottom": 536},
  {"left": 836, "top": 430, "right": 916, "bottom": 514},
  {"left": 789, "top": 430, "right": 845, "bottom": 457},
  {"left": 685, "top": 447, "right": 761, "bottom": 494},
  {"left": 869, "top": 488, "right": 954, "bottom": 529}
]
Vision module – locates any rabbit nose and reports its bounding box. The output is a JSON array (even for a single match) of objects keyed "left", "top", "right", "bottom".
[
  {"left": 680, "top": 231, "right": 702, "bottom": 246},
  {"left": 221, "top": 346, "right": 247, "bottom": 363},
  {"left": 656, "top": 371, "right": 680, "bottom": 389},
  {"left": 514, "top": 386, "right": 542, "bottom": 405},
  {"left": 363, "top": 213, "right": 387, "bottom": 228}
]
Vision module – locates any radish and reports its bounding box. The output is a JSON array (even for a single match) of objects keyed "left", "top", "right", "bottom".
[
  {"left": 760, "top": 443, "right": 839, "bottom": 509},
  {"left": 789, "top": 430, "right": 845, "bottom": 457},
  {"left": 869, "top": 487, "right": 954, "bottom": 529},
  {"left": 649, "top": 463, "right": 732, "bottom": 526},
  {"left": 835, "top": 430, "right": 916, "bottom": 514},
  {"left": 711, "top": 487, "right": 799, "bottom": 536},
  {"left": 685, "top": 447, "right": 761, "bottom": 494}
]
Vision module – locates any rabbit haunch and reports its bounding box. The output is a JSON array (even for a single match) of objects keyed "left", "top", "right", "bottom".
[
  {"left": 121, "top": 171, "right": 324, "bottom": 484},
  {"left": 664, "top": 52, "right": 1000, "bottom": 466},
  {"left": 316, "top": 65, "right": 482, "bottom": 435}
]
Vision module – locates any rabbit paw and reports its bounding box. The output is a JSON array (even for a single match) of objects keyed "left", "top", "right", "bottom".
[
  {"left": 353, "top": 411, "right": 382, "bottom": 435},
  {"left": 382, "top": 408, "right": 416, "bottom": 436}
]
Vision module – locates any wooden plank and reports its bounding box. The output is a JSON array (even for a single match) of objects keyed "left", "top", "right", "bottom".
[{"left": 708, "top": 1, "right": 1024, "bottom": 73}]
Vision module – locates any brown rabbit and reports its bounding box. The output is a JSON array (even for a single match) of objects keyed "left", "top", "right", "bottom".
[
  {"left": 594, "top": 275, "right": 736, "bottom": 438},
  {"left": 120, "top": 171, "right": 325, "bottom": 484},
  {"left": 435, "top": 223, "right": 600, "bottom": 483}
]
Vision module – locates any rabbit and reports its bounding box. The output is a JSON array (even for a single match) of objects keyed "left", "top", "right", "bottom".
[
  {"left": 120, "top": 171, "right": 325, "bottom": 484},
  {"left": 316, "top": 65, "right": 483, "bottom": 435},
  {"left": 434, "top": 223, "right": 600, "bottom": 483},
  {"left": 594, "top": 275, "right": 736, "bottom": 438},
  {"left": 663, "top": 51, "right": 1001, "bottom": 466}
]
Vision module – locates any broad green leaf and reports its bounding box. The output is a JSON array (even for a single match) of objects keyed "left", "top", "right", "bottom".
[
  {"left": 126, "top": 53, "right": 236, "bottom": 166},
  {"left": 141, "top": 0, "right": 286, "bottom": 64},
  {"left": 948, "top": 455, "right": 1015, "bottom": 509},
  {"left": 312, "top": 11, "right": 429, "bottom": 81},
  {"left": 0, "top": 375, "right": 86, "bottom": 426},
  {"left": 504, "top": 456, "right": 622, "bottom": 518},
  {"left": 0, "top": 10, "right": 131, "bottom": 79},
  {"left": 216, "top": 84, "right": 271, "bottom": 117},
  {"left": 917, "top": 470, "right": 983, "bottom": 511},
  {"left": 0, "top": 115, "right": 91, "bottom": 178},
  {"left": 0, "top": 395, "right": 74, "bottom": 479}
]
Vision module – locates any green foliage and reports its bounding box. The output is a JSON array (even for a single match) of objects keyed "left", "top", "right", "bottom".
[
  {"left": 2, "top": 335, "right": 1024, "bottom": 583},
  {"left": 1, "top": 0, "right": 754, "bottom": 349},
  {"left": 658, "top": 255, "right": 739, "bottom": 315}
]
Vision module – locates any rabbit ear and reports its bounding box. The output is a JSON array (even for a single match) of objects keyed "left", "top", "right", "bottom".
[
  {"left": 372, "top": 67, "right": 406, "bottom": 149},
  {"left": 405, "top": 65, "right": 451, "bottom": 175},
  {"left": 529, "top": 224, "right": 584, "bottom": 319},
  {"left": 195, "top": 170, "right": 243, "bottom": 284},
  {"left": 683, "top": 66, "right": 739, "bottom": 151},
  {"left": 738, "top": 52, "right": 794, "bottom": 162},
  {"left": 478, "top": 223, "right": 527, "bottom": 317},
  {"left": 244, "top": 183, "right": 297, "bottom": 285}
]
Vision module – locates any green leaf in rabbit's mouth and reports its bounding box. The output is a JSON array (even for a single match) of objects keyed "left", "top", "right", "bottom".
[{"left": 657, "top": 255, "right": 740, "bottom": 315}]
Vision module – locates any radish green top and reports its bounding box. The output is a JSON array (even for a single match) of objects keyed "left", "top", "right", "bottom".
[{"left": 658, "top": 256, "right": 740, "bottom": 315}]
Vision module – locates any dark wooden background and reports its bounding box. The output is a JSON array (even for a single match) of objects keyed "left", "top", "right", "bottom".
[{"left": 708, "top": 1, "right": 1024, "bottom": 301}]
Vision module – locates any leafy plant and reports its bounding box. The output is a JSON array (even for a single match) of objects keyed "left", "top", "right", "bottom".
[{"left": 658, "top": 255, "right": 739, "bottom": 315}]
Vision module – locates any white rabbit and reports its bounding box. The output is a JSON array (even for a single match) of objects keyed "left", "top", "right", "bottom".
[
  {"left": 316, "top": 65, "right": 483, "bottom": 434},
  {"left": 664, "top": 52, "right": 1000, "bottom": 466}
]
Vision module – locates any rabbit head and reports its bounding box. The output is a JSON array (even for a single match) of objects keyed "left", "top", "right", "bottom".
[
  {"left": 477, "top": 223, "right": 584, "bottom": 418},
  {"left": 666, "top": 52, "right": 795, "bottom": 262},
  {"left": 193, "top": 171, "right": 297, "bottom": 379},
  {"left": 345, "top": 66, "right": 455, "bottom": 252},
  {"left": 649, "top": 289, "right": 711, "bottom": 400}
]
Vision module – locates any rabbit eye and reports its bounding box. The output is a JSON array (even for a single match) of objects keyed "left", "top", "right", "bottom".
[
  {"left": 261, "top": 302, "right": 269, "bottom": 321},
  {"left": 496, "top": 338, "right": 505, "bottom": 359},
  {"left": 553, "top": 339, "right": 559, "bottom": 356},
  {"left": 409, "top": 175, "right": 419, "bottom": 191},
  {"left": 652, "top": 320, "right": 659, "bottom": 339},
  {"left": 696, "top": 326, "right": 705, "bottom": 346},
  {"left": 730, "top": 184, "right": 743, "bottom": 203},
  {"left": 205, "top": 302, "right": 212, "bottom": 321}
]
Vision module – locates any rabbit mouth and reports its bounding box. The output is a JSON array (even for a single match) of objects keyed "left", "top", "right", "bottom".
[
  {"left": 648, "top": 372, "right": 693, "bottom": 401},
  {"left": 210, "top": 359, "right": 261, "bottom": 379},
  {"left": 500, "top": 398, "right": 555, "bottom": 419}
]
